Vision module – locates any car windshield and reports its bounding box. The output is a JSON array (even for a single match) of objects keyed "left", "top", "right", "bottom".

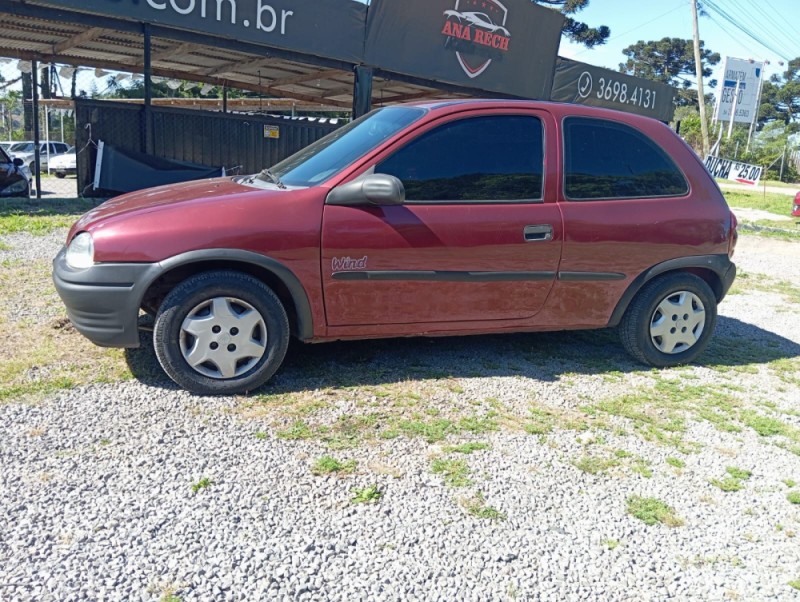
[
  {"left": 261, "top": 107, "right": 425, "bottom": 187},
  {"left": 9, "top": 142, "right": 34, "bottom": 153}
]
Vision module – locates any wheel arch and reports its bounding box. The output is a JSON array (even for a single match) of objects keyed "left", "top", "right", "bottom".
[
  {"left": 140, "top": 249, "right": 314, "bottom": 341},
  {"left": 608, "top": 254, "right": 732, "bottom": 328}
]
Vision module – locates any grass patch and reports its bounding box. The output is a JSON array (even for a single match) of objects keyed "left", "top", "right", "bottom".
[
  {"left": 444, "top": 442, "right": 490, "bottom": 454},
  {"left": 627, "top": 496, "right": 683, "bottom": 527},
  {"left": 726, "top": 271, "right": 800, "bottom": 306},
  {"left": 191, "top": 477, "right": 212, "bottom": 493},
  {"left": 276, "top": 420, "right": 314, "bottom": 440},
  {"left": 632, "top": 459, "right": 653, "bottom": 478},
  {"left": 0, "top": 197, "right": 98, "bottom": 236},
  {"left": 666, "top": 457, "right": 686, "bottom": 469},
  {"left": 588, "top": 377, "right": 800, "bottom": 451},
  {"left": 784, "top": 479, "right": 797, "bottom": 488},
  {"left": 726, "top": 466, "right": 752, "bottom": 480},
  {"left": 603, "top": 539, "right": 621, "bottom": 550},
  {"left": 789, "top": 579, "right": 800, "bottom": 591},
  {"left": 788, "top": 491, "right": 800, "bottom": 505},
  {"left": 573, "top": 455, "right": 619, "bottom": 475},
  {"left": 524, "top": 407, "right": 557, "bottom": 435},
  {"left": 740, "top": 411, "right": 792, "bottom": 437},
  {"left": 311, "top": 455, "right": 356, "bottom": 475},
  {"left": 351, "top": 484, "right": 381, "bottom": 504},
  {"left": 461, "top": 491, "right": 506, "bottom": 521},
  {"left": 0, "top": 261, "right": 132, "bottom": 402},
  {"left": 710, "top": 476, "right": 744, "bottom": 492},
  {"left": 723, "top": 189, "right": 793, "bottom": 217},
  {"left": 431, "top": 457, "right": 472, "bottom": 487}
]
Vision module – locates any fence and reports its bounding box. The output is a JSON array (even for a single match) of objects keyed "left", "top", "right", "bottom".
[{"left": 73, "top": 98, "right": 343, "bottom": 196}]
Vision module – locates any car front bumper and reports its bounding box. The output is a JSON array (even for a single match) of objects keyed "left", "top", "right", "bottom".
[{"left": 52, "top": 247, "right": 160, "bottom": 348}]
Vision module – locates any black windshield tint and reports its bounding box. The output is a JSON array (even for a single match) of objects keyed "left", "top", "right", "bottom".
[{"left": 265, "top": 107, "right": 425, "bottom": 187}]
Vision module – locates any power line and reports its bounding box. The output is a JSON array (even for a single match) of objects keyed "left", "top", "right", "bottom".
[
  {"left": 701, "top": 0, "right": 793, "bottom": 61},
  {"left": 724, "top": 0, "right": 798, "bottom": 58},
  {"left": 571, "top": 1, "right": 686, "bottom": 57}
]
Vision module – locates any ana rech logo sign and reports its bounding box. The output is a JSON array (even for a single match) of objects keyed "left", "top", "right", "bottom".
[{"left": 441, "top": 0, "right": 511, "bottom": 79}]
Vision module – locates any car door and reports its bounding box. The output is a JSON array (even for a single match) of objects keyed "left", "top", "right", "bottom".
[{"left": 321, "top": 110, "right": 563, "bottom": 327}]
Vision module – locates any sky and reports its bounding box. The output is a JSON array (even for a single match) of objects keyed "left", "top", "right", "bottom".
[{"left": 558, "top": 0, "right": 800, "bottom": 85}]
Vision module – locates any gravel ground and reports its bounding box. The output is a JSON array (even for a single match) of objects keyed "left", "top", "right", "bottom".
[{"left": 2, "top": 230, "right": 800, "bottom": 601}]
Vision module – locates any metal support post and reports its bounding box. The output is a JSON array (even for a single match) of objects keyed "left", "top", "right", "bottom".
[
  {"left": 32, "top": 59, "right": 42, "bottom": 199},
  {"left": 143, "top": 23, "right": 153, "bottom": 155},
  {"left": 352, "top": 66, "right": 373, "bottom": 119},
  {"left": 746, "top": 61, "right": 766, "bottom": 154}
]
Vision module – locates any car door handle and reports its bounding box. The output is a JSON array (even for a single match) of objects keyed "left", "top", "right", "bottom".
[{"left": 523, "top": 224, "right": 553, "bottom": 242}]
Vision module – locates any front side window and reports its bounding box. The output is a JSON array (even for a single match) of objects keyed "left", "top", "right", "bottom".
[
  {"left": 375, "top": 115, "right": 544, "bottom": 202},
  {"left": 564, "top": 117, "right": 688, "bottom": 200}
]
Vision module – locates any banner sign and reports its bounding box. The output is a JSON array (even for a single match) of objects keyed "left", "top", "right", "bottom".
[
  {"left": 364, "top": 0, "right": 564, "bottom": 100},
  {"left": 551, "top": 58, "right": 676, "bottom": 122},
  {"left": 31, "top": 0, "right": 368, "bottom": 63},
  {"left": 704, "top": 155, "right": 763, "bottom": 187},
  {"left": 713, "top": 57, "right": 763, "bottom": 124}
]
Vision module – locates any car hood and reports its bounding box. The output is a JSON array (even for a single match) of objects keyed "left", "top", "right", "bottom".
[{"left": 71, "top": 177, "right": 279, "bottom": 235}]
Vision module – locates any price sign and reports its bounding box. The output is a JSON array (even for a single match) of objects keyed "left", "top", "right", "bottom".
[{"left": 704, "top": 156, "right": 763, "bottom": 186}]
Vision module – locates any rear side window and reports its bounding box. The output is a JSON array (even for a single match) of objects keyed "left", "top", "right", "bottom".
[
  {"left": 376, "top": 115, "right": 544, "bottom": 202},
  {"left": 564, "top": 117, "right": 688, "bottom": 200}
]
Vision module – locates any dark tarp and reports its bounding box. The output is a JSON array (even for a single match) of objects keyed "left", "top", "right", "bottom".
[
  {"left": 364, "top": 0, "right": 564, "bottom": 100},
  {"left": 94, "top": 141, "right": 222, "bottom": 194},
  {"left": 32, "top": 0, "right": 369, "bottom": 63},
  {"left": 551, "top": 57, "right": 676, "bottom": 122}
]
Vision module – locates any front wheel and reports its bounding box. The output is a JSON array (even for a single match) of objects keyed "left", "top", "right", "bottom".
[
  {"left": 153, "top": 271, "right": 289, "bottom": 395},
  {"left": 619, "top": 273, "right": 717, "bottom": 367}
]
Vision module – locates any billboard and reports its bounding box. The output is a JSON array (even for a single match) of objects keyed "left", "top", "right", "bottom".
[
  {"left": 364, "top": 0, "right": 564, "bottom": 100},
  {"left": 31, "top": 0, "right": 369, "bottom": 63},
  {"left": 713, "top": 57, "right": 764, "bottom": 124},
  {"left": 551, "top": 57, "right": 676, "bottom": 122}
]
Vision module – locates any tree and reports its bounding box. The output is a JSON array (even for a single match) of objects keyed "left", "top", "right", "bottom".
[
  {"left": 618, "top": 37, "right": 720, "bottom": 106},
  {"left": 534, "top": 0, "right": 610, "bottom": 48},
  {"left": 758, "top": 57, "right": 800, "bottom": 129}
]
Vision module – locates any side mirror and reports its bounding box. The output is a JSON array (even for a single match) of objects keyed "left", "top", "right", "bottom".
[
  {"left": 13, "top": 158, "right": 23, "bottom": 167},
  {"left": 326, "top": 174, "right": 405, "bottom": 207}
]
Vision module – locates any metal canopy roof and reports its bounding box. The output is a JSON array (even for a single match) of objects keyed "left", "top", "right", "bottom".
[{"left": 0, "top": 0, "right": 472, "bottom": 112}]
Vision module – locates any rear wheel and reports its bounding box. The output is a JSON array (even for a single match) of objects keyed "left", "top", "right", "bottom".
[
  {"left": 620, "top": 273, "right": 717, "bottom": 367},
  {"left": 153, "top": 271, "right": 289, "bottom": 395}
]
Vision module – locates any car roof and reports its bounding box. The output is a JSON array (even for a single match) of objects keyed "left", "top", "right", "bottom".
[{"left": 399, "top": 99, "right": 673, "bottom": 131}]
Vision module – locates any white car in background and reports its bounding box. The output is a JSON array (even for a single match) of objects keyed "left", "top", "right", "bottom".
[
  {"left": 49, "top": 147, "right": 77, "bottom": 178},
  {"left": 7, "top": 140, "right": 71, "bottom": 173}
]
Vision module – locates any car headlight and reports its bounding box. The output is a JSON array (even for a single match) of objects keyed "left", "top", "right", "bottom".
[
  {"left": 1, "top": 178, "right": 29, "bottom": 195},
  {"left": 65, "top": 232, "right": 94, "bottom": 269}
]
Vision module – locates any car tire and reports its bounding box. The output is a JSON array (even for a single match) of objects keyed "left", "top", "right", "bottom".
[
  {"left": 153, "top": 270, "right": 289, "bottom": 395},
  {"left": 55, "top": 172, "right": 66, "bottom": 179},
  {"left": 619, "top": 272, "right": 717, "bottom": 367}
]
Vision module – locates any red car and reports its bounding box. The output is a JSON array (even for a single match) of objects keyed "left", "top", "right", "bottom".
[{"left": 53, "top": 100, "right": 738, "bottom": 395}]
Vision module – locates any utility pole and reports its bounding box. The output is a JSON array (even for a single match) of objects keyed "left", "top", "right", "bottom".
[
  {"left": 746, "top": 60, "right": 767, "bottom": 154},
  {"left": 691, "top": 0, "right": 710, "bottom": 157}
]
